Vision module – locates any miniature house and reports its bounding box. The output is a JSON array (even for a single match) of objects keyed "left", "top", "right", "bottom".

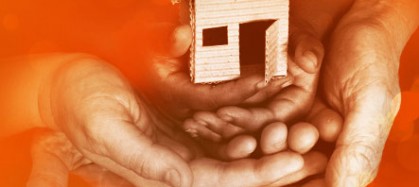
[{"left": 189, "top": 0, "right": 289, "bottom": 83}]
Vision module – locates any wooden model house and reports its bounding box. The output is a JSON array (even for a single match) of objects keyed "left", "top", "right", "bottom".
[{"left": 188, "top": 0, "right": 289, "bottom": 83}]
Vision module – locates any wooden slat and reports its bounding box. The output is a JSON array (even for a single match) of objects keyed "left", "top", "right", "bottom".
[{"left": 191, "top": 0, "right": 289, "bottom": 83}]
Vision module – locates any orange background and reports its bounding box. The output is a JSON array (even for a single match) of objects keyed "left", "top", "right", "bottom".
[
  {"left": 0, "top": 0, "right": 418, "bottom": 186},
  {"left": 369, "top": 27, "right": 419, "bottom": 187}
]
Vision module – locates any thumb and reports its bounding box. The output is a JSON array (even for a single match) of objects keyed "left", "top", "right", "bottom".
[
  {"left": 326, "top": 89, "right": 401, "bottom": 187},
  {"left": 170, "top": 24, "right": 193, "bottom": 57},
  {"left": 289, "top": 32, "right": 324, "bottom": 74},
  {"left": 151, "top": 23, "right": 192, "bottom": 58}
]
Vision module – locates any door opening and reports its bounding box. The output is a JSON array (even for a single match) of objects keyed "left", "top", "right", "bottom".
[{"left": 239, "top": 20, "right": 276, "bottom": 76}]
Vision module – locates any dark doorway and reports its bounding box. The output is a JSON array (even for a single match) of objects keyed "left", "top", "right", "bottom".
[{"left": 239, "top": 20, "right": 276, "bottom": 76}]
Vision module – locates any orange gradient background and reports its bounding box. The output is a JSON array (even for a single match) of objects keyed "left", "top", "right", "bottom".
[{"left": 0, "top": 0, "right": 418, "bottom": 186}]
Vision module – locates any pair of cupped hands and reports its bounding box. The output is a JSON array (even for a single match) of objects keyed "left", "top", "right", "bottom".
[{"left": 28, "top": 1, "right": 403, "bottom": 187}]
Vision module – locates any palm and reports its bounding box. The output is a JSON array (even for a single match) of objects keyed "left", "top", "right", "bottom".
[
  {"left": 319, "top": 23, "right": 401, "bottom": 186},
  {"left": 90, "top": 94, "right": 319, "bottom": 187},
  {"left": 34, "top": 58, "right": 322, "bottom": 186}
]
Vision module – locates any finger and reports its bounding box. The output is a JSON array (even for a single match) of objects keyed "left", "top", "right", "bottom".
[
  {"left": 265, "top": 45, "right": 321, "bottom": 121},
  {"left": 190, "top": 152, "right": 304, "bottom": 187},
  {"left": 269, "top": 152, "right": 328, "bottom": 187},
  {"left": 216, "top": 85, "right": 312, "bottom": 133},
  {"left": 192, "top": 111, "right": 244, "bottom": 139},
  {"left": 183, "top": 118, "right": 222, "bottom": 142},
  {"left": 291, "top": 33, "right": 324, "bottom": 74},
  {"left": 150, "top": 23, "right": 192, "bottom": 58},
  {"left": 151, "top": 24, "right": 267, "bottom": 111},
  {"left": 192, "top": 135, "right": 257, "bottom": 161},
  {"left": 216, "top": 135, "right": 258, "bottom": 160},
  {"left": 223, "top": 135, "right": 257, "bottom": 159},
  {"left": 263, "top": 31, "right": 324, "bottom": 122},
  {"left": 215, "top": 33, "right": 323, "bottom": 130},
  {"left": 167, "top": 72, "right": 265, "bottom": 110},
  {"left": 260, "top": 122, "right": 288, "bottom": 154},
  {"left": 170, "top": 25, "right": 193, "bottom": 57},
  {"left": 242, "top": 76, "right": 294, "bottom": 104},
  {"left": 288, "top": 122, "right": 319, "bottom": 154},
  {"left": 326, "top": 91, "right": 401, "bottom": 187},
  {"left": 307, "top": 99, "right": 343, "bottom": 142},
  {"left": 217, "top": 106, "right": 275, "bottom": 132},
  {"left": 73, "top": 164, "right": 134, "bottom": 187},
  {"left": 82, "top": 118, "right": 192, "bottom": 187}
]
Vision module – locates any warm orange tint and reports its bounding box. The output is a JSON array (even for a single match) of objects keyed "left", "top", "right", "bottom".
[
  {"left": 0, "top": 0, "right": 418, "bottom": 186},
  {"left": 0, "top": 1, "right": 179, "bottom": 186},
  {"left": 369, "top": 29, "right": 419, "bottom": 187}
]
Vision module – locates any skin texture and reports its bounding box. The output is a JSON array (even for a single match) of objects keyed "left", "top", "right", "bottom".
[
  {"left": 31, "top": 53, "right": 331, "bottom": 187},
  {"left": 176, "top": 0, "right": 349, "bottom": 166},
  {"left": 24, "top": 1, "right": 341, "bottom": 186},
  {"left": 28, "top": 130, "right": 331, "bottom": 187},
  {"left": 177, "top": 0, "right": 352, "bottom": 145},
  {"left": 260, "top": 122, "right": 288, "bottom": 154},
  {"left": 316, "top": 0, "right": 419, "bottom": 186},
  {"left": 177, "top": 0, "right": 419, "bottom": 186},
  {"left": 288, "top": 122, "right": 319, "bottom": 154},
  {"left": 6, "top": 0, "right": 417, "bottom": 186},
  {"left": 182, "top": 24, "right": 324, "bottom": 140}
]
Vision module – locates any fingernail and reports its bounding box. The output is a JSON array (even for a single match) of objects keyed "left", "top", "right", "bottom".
[
  {"left": 220, "top": 114, "right": 233, "bottom": 122},
  {"left": 302, "top": 51, "right": 318, "bottom": 70},
  {"left": 164, "top": 169, "right": 181, "bottom": 187},
  {"left": 256, "top": 81, "right": 267, "bottom": 90}
]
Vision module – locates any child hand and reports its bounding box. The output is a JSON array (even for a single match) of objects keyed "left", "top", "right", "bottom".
[{"left": 182, "top": 26, "right": 323, "bottom": 143}]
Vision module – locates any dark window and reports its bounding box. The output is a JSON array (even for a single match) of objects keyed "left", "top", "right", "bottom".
[{"left": 203, "top": 26, "right": 228, "bottom": 46}]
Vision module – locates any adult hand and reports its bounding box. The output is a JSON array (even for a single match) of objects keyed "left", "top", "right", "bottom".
[
  {"left": 316, "top": 0, "right": 418, "bottom": 186},
  {"left": 143, "top": 24, "right": 279, "bottom": 119},
  {"left": 35, "top": 53, "right": 325, "bottom": 187},
  {"left": 180, "top": 0, "right": 332, "bottom": 143}
]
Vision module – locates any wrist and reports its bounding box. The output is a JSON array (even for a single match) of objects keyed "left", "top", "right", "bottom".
[{"left": 338, "top": 0, "right": 419, "bottom": 54}]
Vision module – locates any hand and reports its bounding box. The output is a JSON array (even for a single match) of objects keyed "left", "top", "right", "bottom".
[
  {"left": 140, "top": 20, "right": 292, "bottom": 160},
  {"left": 312, "top": 0, "right": 419, "bottom": 184},
  {"left": 142, "top": 24, "right": 277, "bottom": 119},
  {"left": 180, "top": 0, "right": 328, "bottom": 145},
  {"left": 319, "top": 21, "right": 403, "bottom": 187},
  {"left": 27, "top": 130, "right": 329, "bottom": 187},
  {"left": 35, "top": 54, "right": 327, "bottom": 187}
]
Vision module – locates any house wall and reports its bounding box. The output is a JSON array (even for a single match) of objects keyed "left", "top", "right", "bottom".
[{"left": 191, "top": 0, "right": 289, "bottom": 83}]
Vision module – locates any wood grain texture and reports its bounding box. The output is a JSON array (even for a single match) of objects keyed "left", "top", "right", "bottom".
[{"left": 190, "top": 0, "right": 289, "bottom": 83}]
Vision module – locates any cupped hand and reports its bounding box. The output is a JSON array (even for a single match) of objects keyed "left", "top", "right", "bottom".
[
  {"left": 34, "top": 54, "right": 324, "bottom": 187},
  {"left": 319, "top": 13, "right": 404, "bottom": 187},
  {"left": 143, "top": 24, "right": 276, "bottom": 119},
  {"left": 181, "top": 0, "right": 328, "bottom": 142}
]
